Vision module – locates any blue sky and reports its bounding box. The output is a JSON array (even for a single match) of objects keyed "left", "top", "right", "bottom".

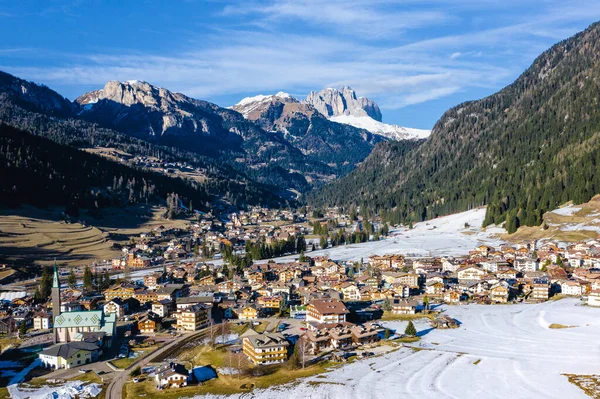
[{"left": 1, "top": 1, "right": 600, "bottom": 129}]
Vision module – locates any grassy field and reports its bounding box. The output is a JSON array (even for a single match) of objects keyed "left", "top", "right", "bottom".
[
  {"left": 124, "top": 361, "right": 335, "bottom": 399},
  {"left": 505, "top": 195, "right": 600, "bottom": 242},
  {"left": 0, "top": 268, "right": 16, "bottom": 283},
  {"left": 380, "top": 312, "right": 435, "bottom": 321},
  {"left": 0, "top": 205, "right": 120, "bottom": 266},
  {"left": 564, "top": 374, "right": 600, "bottom": 398},
  {"left": 0, "top": 336, "right": 21, "bottom": 352},
  {"left": 0, "top": 204, "right": 191, "bottom": 266},
  {"left": 549, "top": 323, "right": 574, "bottom": 329},
  {"left": 393, "top": 336, "right": 421, "bottom": 343},
  {"left": 111, "top": 347, "right": 158, "bottom": 369},
  {"left": 123, "top": 336, "right": 339, "bottom": 399}
]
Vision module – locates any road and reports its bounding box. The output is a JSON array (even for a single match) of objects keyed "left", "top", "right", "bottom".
[{"left": 105, "top": 329, "right": 207, "bottom": 399}]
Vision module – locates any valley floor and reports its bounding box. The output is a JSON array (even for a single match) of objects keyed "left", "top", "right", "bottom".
[{"left": 194, "top": 298, "right": 599, "bottom": 399}]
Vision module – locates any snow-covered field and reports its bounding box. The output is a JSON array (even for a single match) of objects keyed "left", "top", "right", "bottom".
[
  {"left": 195, "top": 299, "right": 598, "bottom": 399},
  {"left": 263, "top": 208, "right": 504, "bottom": 263},
  {"left": 9, "top": 380, "right": 101, "bottom": 399}
]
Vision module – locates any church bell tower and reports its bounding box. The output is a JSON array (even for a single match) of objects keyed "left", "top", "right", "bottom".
[{"left": 52, "top": 260, "right": 61, "bottom": 320}]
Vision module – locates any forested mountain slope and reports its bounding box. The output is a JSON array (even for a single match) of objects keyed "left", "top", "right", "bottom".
[
  {"left": 0, "top": 124, "right": 210, "bottom": 213},
  {"left": 0, "top": 72, "right": 290, "bottom": 210},
  {"left": 308, "top": 22, "right": 600, "bottom": 232}
]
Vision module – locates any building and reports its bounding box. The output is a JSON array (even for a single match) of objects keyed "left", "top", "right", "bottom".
[
  {"left": 155, "top": 362, "right": 189, "bottom": 389},
  {"left": 33, "top": 312, "right": 52, "bottom": 330},
  {"left": 425, "top": 281, "right": 444, "bottom": 296},
  {"left": 457, "top": 266, "right": 486, "bottom": 281},
  {"left": 391, "top": 298, "right": 418, "bottom": 314},
  {"left": 515, "top": 258, "right": 539, "bottom": 272},
  {"left": 561, "top": 281, "right": 583, "bottom": 296},
  {"left": 103, "top": 298, "right": 128, "bottom": 318},
  {"left": 238, "top": 306, "right": 259, "bottom": 321},
  {"left": 306, "top": 300, "right": 349, "bottom": 324},
  {"left": 138, "top": 315, "right": 158, "bottom": 334},
  {"left": 103, "top": 283, "right": 139, "bottom": 301},
  {"left": 588, "top": 290, "right": 600, "bottom": 307},
  {"left": 350, "top": 323, "right": 380, "bottom": 346},
  {"left": 52, "top": 266, "right": 116, "bottom": 343},
  {"left": 39, "top": 342, "right": 100, "bottom": 369},
  {"left": 490, "top": 285, "right": 509, "bottom": 303},
  {"left": 52, "top": 261, "right": 61, "bottom": 321},
  {"left": 443, "top": 291, "right": 461, "bottom": 304},
  {"left": 257, "top": 296, "right": 282, "bottom": 313},
  {"left": 242, "top": 332, "right": 289, "bottom": 365},
  {"left": 531, "top": 279, "right": 550, "bottom": 301},
  {"left": 176, "top": 304, "right": 209, "bottom": 331},
  {"left": 151, "top": 300, "right": 172, "bottom": 318}
]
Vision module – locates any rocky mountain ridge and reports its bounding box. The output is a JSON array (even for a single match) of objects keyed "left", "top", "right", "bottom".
[{"left": 304, "top": 86, "right": 382, "bottom": 121}]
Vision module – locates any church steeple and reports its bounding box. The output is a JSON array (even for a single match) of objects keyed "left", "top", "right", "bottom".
[
  {"left": 52, "top": 260, "right": 60, "bottom": 289},
  {"left": 52, "top": 259, "right": 61, "bottom": 321}
]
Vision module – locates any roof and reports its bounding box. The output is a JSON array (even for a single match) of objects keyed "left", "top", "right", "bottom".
[
  {"left": 40, "top": 342, "right": 99, "bottom": 359},
  {"left": 309, "top": 299, "right": 349, "bottom": 315},
  {"left": 156, "top": 284, "right": 185, "bottom": 295},
  {"left": 243, "top": 332, "right": 289, "bottom": 349},
  {"left": 54, "top": 310, "right": 103, "bottom": 328}
]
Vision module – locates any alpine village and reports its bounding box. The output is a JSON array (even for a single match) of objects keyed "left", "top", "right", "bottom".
[{"left": 2, "top": 4, "right": 600, "bottom": 399}]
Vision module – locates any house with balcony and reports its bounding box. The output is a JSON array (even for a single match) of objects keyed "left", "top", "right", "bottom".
[{"left": 242, "top": 332, "right": 289, "bottom": 365}]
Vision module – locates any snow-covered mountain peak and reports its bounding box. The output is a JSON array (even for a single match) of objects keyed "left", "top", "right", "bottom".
[{"left": 232, "top": 92, "right": 298, "bottom": 118}]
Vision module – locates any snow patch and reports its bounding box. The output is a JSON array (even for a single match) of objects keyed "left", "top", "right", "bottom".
[
  {"left": 255, "top": 208, "right": 504, "bottom": 262},
  {"left": 232, "top": 92, "right": 296, "bottom": 118},
  {"left": 10, "top": 380, "right": 102, "bottom": 399},
  {"left": 550, "top": 205, "right": 582, "bottom": 216},
  {"left": 330, "top": 114, "right": 430, "bottom": 140}
]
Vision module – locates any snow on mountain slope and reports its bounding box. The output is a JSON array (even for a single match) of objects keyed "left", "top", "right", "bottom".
[
  {"left": 232, "top": 88, "right": 430, "bottom": 141},
  {"left": 330, "top": 114, "right": 430, "bottom": 140},
  {"left": 232, "top": 92, "right": 295, "bottom": 118}
]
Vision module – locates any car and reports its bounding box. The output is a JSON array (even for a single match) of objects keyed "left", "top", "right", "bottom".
[
  {"left": 133, "top": 378, "right": 139, "bottom": 383},
  {"left": 78, "top": 369, "right": 90, "bottom": 374},
  {"left": 300, "top": 327, "right": 307, "bottom": 331}
]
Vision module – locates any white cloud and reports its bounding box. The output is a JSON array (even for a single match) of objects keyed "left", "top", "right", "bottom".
[
  {"left": 221, "top": 0, "right": 453, "bottom": 37},
  {"left": 3, "top": 0, "right": 600, "bottom": 127}
]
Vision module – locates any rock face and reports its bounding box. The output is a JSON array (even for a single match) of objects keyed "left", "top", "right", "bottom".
[
  {"left": 76, "top": 80, "right": 380, "bottom": 192},
  {"left": 232, "top": 92, "right": 383, "bottom": 171},
  {"left": 304, "top": 86, "right": 382, "bottom": 121},
  {"left": 76, "top": 80, "right": 247, "bottom": 154}
]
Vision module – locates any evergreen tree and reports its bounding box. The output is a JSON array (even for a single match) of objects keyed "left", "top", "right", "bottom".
[
  {"left": 19, "top": 321, "right": 27, "bottom": 337},
  {"left": 319, "top": 236, "right": 328, "bottom": 249},
  {"left": 39, "top": 266, "right": 52, "bottom": 299},
  {"left": 67, "top": 268, "right": 76, "bottom": 288},
  {"left": 405, "top": 321, "right": 417, "bottom": 337},
  {"left": 83, "top": 266, "right": 93, "bottom": 291}
]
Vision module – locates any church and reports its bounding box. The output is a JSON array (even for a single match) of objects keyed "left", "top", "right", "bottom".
[{"left": 52, "top": 264, "right": 116, "bottom": 344}]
